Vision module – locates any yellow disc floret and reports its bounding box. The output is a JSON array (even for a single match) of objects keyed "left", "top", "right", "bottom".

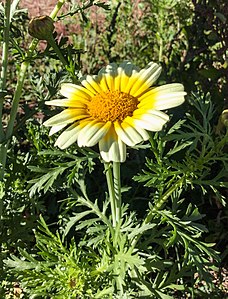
[{"left": 87, "top": 91, "right": 139, "bottom": 122}]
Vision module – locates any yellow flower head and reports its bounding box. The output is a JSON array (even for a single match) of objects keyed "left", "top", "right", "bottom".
[{"left": 44, "top": 62, "right": 186, "bottom": 162}]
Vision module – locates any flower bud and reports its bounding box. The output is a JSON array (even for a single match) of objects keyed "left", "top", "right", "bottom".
[
  {"left": 28, "top": 16, "right": 54, "bottom": 40},
  {"left": 215, "top": 109, "right": 228, "bottom": 134},
  {"left": 221, "top": 109, "right": 228, "bottom": 128}
]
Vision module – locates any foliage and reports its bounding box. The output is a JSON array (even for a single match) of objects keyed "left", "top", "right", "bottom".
[
  {"left": 4, "top": 93, "right": 228, "bottom": 298},
  {"left": 135, "top": 93, "right": 227, "bottom": 207}
]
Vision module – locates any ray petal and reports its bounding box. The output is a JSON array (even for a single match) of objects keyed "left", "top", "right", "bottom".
[
  {"left": 138, "top": 83, "right": 186, "bottom": 110},
  {"left": 54, "top": 123, "right": 85, "bottom": 149},
  {"left": 120, "top": 65, "right": 140, "bottom": 94},
  {"left": 139, "top": 83, "right": 185, "bottom": 101},
  {"left": 99, "top": 126, "right": 126, "bottom": 162},
  {"left": 131, "top": 110, "right": 169, "bottom": 131},
  {"left": 45, "top": 99, "right": 88, "bottom": 108},
  {"left": 78, "top": 121, "right": 112, "bottom": 147},
  {"left": 123, "top": 117, "right": 150, "bottom": 141},
  {"left": 60, "top": 83, "right": 94, "bottom": 99},
  {"left": 97, "top": 67, "right": 110, "bottom": 92},
  {"left": 43, "top": 109, "right": 88, "bottom": 127},
  {"left": 114, "top": 61, "right": 136, "bottom": 91},
  {"left": 114, "top": 120, "right": 145, "bottom": 146},
  {"left": 114, "top": 65, "right": 123, "bottom": 91},
  {"left": 133, "top": 109, "right": 169, "bottom": 119},
  {"left": 49, "top": 124, "right": 67, "bottom": 136},
  {"left": 129, "top": 62, "right": 162, "bottom": 97},
  {"left": 143, "top": 93, "right": 186, "bottom": 110},
  {"left": 80, "top": 75, "right": 103, "bottom": 95},
  {"left": 118, "top": 61, "right": 139, "bottom": 93},
  {"left": 102, "top": 63, "right": 118, "bottom": 91}
]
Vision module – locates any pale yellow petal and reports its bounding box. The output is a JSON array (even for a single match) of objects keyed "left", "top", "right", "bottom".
[
  {"left": 77, "top": 121, "right": 112, "bottom": 147},
  {"left": 129, "top": 62, "right": 162, "bottom": 97},
  {"left": 120, "top": 61, "right": 139, "bottom": 93},
  {"left": 49, "top": 124, "right": 67, "bottom": 136},
  {"left": 43, "top": 109, "right": 88, "bottom": 126},
  {"left": 54, "top": 123, "right": 81, "bottom": 149},
  {"left": 119, "top": 65, "right": 140, "bottom": 94},
  {"left": 99, "top": 126, "right": 126, "bottom": 162},
  {"left": 101, "top": 63, "right": 118, "bottom": 91},
  {"left": 80, "top": 75, "right": 103, "bottom": 95},
  {"left": 60, "top": 83, "right": 93, "bottom": 99},
  {"left": 115, "top": 61, "right": 140, "bottom": 92},
  {"left": 114, "top": 120, "right": 145, "bottom": 146},
  {"left": 97, "top": 67, "right": 110, "bottom": 92},
  {"left": 114, "top": 65, "right": 122, "bottom": 91},
  {"left": 138, "top": 83, "right": 186, "bottom": 110},
  {"left": 122, "top": 118, "right": 150, "bottom": 141},
  {"left": 139, "top": 83, "right": 185, "bottom": 101},
  {"left": 131, "top": 110, "right": 169, "bottom": 131},
  {"left": 45, "top": 99, "right": 88, "bottom": 108}
]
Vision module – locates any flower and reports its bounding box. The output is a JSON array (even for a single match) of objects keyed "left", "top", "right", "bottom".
[{"left": 44, "top": 61, "right": 186, "bottom": 162}]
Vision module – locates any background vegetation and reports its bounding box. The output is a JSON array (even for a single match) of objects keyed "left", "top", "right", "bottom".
[{"left": 0, "top": 0, "right": 227, "bottom": 298}]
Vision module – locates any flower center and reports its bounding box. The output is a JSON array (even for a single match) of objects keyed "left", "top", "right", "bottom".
[{"left": 87, "top": 91, "right": 139, "bottom": 122}]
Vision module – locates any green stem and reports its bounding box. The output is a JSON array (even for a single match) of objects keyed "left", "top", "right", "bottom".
[
  {"left": 0, "top": 0, "right": 66, "bottom": 181},
  {"left": 0, "top": 0, "right": 11, "bottom": 140},
  {"left": 0, "top": 0, "right": 11, "bottom": 181},
  {"left": 158, "top": 15, "right": 164, "bottom": 62},
  {"left": 158, "top": 33, "right": 163, "bottom": 62},
  {"left": 5, "top": 60, "right": 32, "bottom": 140},
  {"left": 146, "top": 177, "right": 184, "bottom": 223},
  {"left": 104, "top": 162, "right": 116, "bottom": 227},
  {"left": 0, "top": 142, "right": 8, "bottom": 181},
  {"left": 0, "top": 0, "right": 11, "bottom": 274},
  {"left": 132, "top": 177, "right": 184, "bottom": 248},
  {"left": 49, "top": 0, "right": 66, "bottom": 19},
  {"left": 48, "top": 35, "right": 68, "bottom": 66},
  {"left": 149, "top": 136, "right": 161, "bottom": 165},
  {"left": 58, "top": 0, "right": 95, "bottom": 19},
  {"left": 113, "top": 162, "right": 121, "bottom": 223}
]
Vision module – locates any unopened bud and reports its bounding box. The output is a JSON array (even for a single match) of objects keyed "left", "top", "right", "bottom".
[
  {"left": 28, "top": 16, "right": 54, "bottom": 40},
  {"left": 215, "top": 109, "right": 228, "bottom": 134},
  {"left": 221, "top": 109, "right": 228, "bottom": 128}
]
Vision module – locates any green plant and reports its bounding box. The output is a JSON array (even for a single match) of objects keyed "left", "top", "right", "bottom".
[
  {"left": 1, "top": 1, "right": 227, "bottom": 298},
  {"left": 5, "top": 93, "right": 228, "bottom": 298}
]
